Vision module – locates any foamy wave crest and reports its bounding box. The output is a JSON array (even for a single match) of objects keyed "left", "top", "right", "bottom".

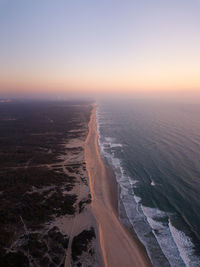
[
  {"left": 96, "top": 104, "right": 168, "bottom": 266},
  {"left": 96, "top": 103, "right": 200, "bottom": 267},
  {"left": 141, "top": 206, "right": 185, "bottom": 266},
  {"left": 96, "top": 101, "right": 200, "bottom": 267},
  {"left": 169, "top": 220, "right": 200, "bottom": 267}
]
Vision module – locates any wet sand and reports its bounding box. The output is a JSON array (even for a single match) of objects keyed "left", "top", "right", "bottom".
[{"left": 85, "top": 105, "right": 152, "bottom": 267}]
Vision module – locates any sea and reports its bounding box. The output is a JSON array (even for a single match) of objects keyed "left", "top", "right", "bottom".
[{"left": 96, "top": 98, "right": 200, "bottom": 267}]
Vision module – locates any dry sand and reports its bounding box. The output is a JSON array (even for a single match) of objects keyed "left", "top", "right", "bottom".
[
  {"left": 85, "top": 105, "right": 152, "bottom": 267},
  {"left": 51, "top": 134, "right": 103, "bottom": 267}
]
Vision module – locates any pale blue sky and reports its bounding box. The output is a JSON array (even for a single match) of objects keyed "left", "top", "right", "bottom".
[{"left": 0, "top": 0, "right": 200, "bottom": 93}]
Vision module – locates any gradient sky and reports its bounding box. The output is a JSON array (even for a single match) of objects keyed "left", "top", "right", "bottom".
[{"left": 0, "top": 0, "right": 200, "bottom": 94}]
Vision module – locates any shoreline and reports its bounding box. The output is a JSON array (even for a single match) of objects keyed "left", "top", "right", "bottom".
[{"left": 85, "top": 105, "right": 152, "bottom": 267}]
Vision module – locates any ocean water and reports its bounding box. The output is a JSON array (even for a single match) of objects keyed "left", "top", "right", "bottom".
[{"left": 96, "top": 99, "right": 200, "bottom": 267}]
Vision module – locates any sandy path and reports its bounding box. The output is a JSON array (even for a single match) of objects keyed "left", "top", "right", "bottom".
[{"left": 85, "top": 106, "right": 152, "bottom": 267}]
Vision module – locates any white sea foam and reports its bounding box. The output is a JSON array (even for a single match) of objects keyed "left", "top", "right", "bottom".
[
  {"left": 141, "top": 206, "right": 185, "bottom": 266},
  {"left": 96, "top": 105, "right": 161, "bottom": 265},
  {"left": 169, "top": 220, "right": 200, "bottom": 267},
  {"left": 134, "top": 195, "right": 141, "bottom": 204},
  {"left": 95, "top": 104, "right": 200, "bottom": 267},
  {"left": 150, "top": 176, "right": 156, "bottom": 186}
]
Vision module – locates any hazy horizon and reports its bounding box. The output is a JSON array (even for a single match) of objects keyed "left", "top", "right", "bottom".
[{"left": 0, "top": 0, "right": 200, "bottom": 96}]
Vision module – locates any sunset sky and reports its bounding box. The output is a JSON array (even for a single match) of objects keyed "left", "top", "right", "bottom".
[{"left": 0, "top": 0, "right": 200, "bottom": 95}]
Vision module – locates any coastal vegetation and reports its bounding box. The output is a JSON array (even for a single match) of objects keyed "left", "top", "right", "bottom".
[{"left": 0, "top": 100, "right": 93, "bottom": 266}]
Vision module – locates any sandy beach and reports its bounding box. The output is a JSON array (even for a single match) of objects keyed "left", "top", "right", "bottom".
[{"left": 85, "top": 105, "right": 152, "bottom": 267}]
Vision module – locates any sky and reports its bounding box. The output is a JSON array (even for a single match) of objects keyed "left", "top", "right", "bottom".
[{"left": 0, "top": 0, "right": 200, "bottom": 95}]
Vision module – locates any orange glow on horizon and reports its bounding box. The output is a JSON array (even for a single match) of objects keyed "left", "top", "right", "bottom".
[
  {"left": 1, "top": 68, "right": 200, "bottom": 95},
  {"left": 1, "top": 0, "right": 200, "bottom": 97}
]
